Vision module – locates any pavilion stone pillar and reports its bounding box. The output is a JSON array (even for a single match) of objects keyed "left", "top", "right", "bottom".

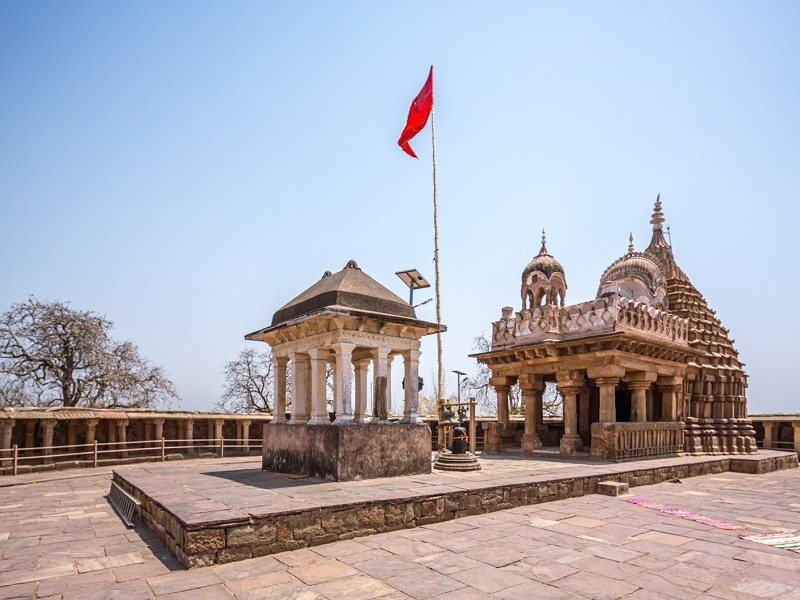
[
  {"left": 520, "top": 375, "right": 544, "bottom": 453},
  {"left": 578, "top": 387, "right": 591, "bottom": 446},
  {"left": 117, "top": 419, "right": 129, "bottom": 458},
  {"left": 67, "top": 421, "right": 77, "bottom": 451},
  {"left": 86, "top": 419, "right": 99, "bottom": 445},
  {"left": 625, "top": 371, "right": 657, "bottom": 422},
  {"left": 332, "top": 342, "right": 356, "bottom": 424},
  {"left": 290, "top": 352, "right": 312, "bottom": 424},
  {"left": 41, "top": 419, "right": 57, "bottom": 464},
  {"left": 401, "top": 348, "right": 422, "bottom": 424},
  {"left": 240, "top": 420, "right": 251, "bottom": 447},
  {"left": 1, "top": 419, "right": 14, "bottom": 467},
  {"left": 184, "top": 419, "right": 194, "bottom": 448},
  {"left": 793, "top": 423, "right": 800, "bottom": 453},
  {"left": 657, "top": 376, "right": 683, "bottom": 422},
  {"left": 107, "top": 420, "right": 117, "bottom": 444},
  {"left": 211, "top": 419, "right": 224, "bottom": 441},
  {"left": 762, "top": 421, "right": 774, "bottom": 449},
  {"left": 25, "top": 421, "right": 36, "bottom": 448},
  {"left": 386, "top": 354, "right": 395, "bottom": 416},
  {"left": 489, "top": 376, "right": 514, "bottom": 430},
  {"left": 272, "top": 355, "right": 289, "bottom": 424},
  {"left": 557, "top": 370, "right": 585, "bottom": 454},
  {"left": 353, "top": 359, "right": 370, "bottom": 423},
  {"left": 588, "top": 366, "right": 625, "bottom": 423},
  {"left": 307, "top": 348, "right": 330, "bottom": 425},
  {"left": 153, "top": 418, "right": 165, "bottom": 442},
  {"left": 372, "top": 347, "right": 391, "bottom": 422}
]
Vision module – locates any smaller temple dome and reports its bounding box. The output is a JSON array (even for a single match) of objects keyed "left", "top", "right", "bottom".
[
  {"left": 597, "top": 233, "right": 668, "bottom": 308},
  {"left": 521, "top": 230, "right": 567, "bottom": 308}
]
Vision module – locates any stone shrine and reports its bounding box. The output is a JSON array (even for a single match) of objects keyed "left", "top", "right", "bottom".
[
  {"left": 245, "top": 260, "right": 445, "bottom": 480},
  {"left": 474, "top": 198, "right": 756, "bottom": 460}
]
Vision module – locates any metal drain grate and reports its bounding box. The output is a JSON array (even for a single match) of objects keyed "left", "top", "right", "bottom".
[{"left": 107, "top": 480, "right": 141, "bottom": 528}]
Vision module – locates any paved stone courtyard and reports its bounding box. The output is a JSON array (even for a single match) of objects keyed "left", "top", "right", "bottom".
[{"left": 1, "top": 456, "right": 800, "bottom": 599}]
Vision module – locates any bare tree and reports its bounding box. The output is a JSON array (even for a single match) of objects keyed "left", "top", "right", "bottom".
[{"left": 0, "top": 297, "right": 177, "bottom": 409}]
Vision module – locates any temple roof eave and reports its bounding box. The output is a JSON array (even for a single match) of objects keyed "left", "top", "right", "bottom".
[{"left": 246, "top": 306, "right": 445, "bottom": 344}]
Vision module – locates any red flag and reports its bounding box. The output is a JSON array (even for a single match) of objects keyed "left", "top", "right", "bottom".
[{"left": 398, "top": 66, "right": 434, "bottom": 158}]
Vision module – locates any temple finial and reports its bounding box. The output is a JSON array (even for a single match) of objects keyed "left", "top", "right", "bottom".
[
  {"left": 539, "top": 228, "right": 548, "bottom": 255},
  {"left": 650, "top": 193, "right": 665, "bottom": 230},
  {"left": 628, "top": 232, "right": 634, "bottom": 254}
]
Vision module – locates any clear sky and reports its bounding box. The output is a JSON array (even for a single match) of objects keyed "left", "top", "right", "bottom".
[{"left": 1, "top": 2, "right": 798, "bottom": 414}]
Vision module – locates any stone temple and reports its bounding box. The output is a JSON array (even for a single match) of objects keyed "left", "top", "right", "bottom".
[{"left": 474, "top": 197, "right": 756, "bottom": 460}]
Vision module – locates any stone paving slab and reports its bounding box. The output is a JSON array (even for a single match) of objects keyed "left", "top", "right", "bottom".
[{"left": 2, "top": 454, "right": 800, "bottom": 598}]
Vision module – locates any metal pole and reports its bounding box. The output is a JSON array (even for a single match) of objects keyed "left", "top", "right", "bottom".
[
  {"left": 431, "top": 104, "right": 443, "bottom": 403},
  {"left": 93, "top": 440, "right": 98, "bottom": 468},
  {"left": 219, "top": 437, "right": 224, "bottom": 459},
  {"left": 160, "top": 437, "right": 165, "bottom": 462},
  {"left": 469, "top": 398, "right": 477, "bottom": 455}
]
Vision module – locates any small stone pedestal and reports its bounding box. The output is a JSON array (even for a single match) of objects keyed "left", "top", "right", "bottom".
[
  {"left": 433, "top": 452, "right": 481, "bottom": 472},
  {"left": 262, "top": 423, "right": 431, "bottom": 481}
]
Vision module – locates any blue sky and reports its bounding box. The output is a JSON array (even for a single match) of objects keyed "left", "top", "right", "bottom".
[{"left": 1, "top": 2, "right": 798, "bottom": 413}]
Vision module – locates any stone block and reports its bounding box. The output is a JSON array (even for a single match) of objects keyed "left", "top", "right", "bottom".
[
  {"left": 217, "top": 546, "right": 252, "bottom": 563},
  {"left": 184, "top": 529, "right": 225, "bottom": 554},
  {"left": 597, "top": 481, "right": 629, "bottom": 496},
  {"left": 227, "top": 523, "right": 277, "bottom": 546},
  {"left": 291, "top": 515, "right": 323, "bottom": 539},
  {"left": 185, "top": 552, "right": 215, "bottom": 569},
  {"left": 262, "top": 423, "right": 432, "bottom": 481},
  {"left": 322, "top": 510, "right": 358, "bottom": 534},
  {"left": 356, "top": 506, "right": 385, "bottom": 530}
]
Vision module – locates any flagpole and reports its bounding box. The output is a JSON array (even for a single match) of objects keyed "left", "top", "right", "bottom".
[{"left": 431, "top": 104, "right": 443, "bottom": 402}]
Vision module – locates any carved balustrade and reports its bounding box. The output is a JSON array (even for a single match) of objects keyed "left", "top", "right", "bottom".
[
  {"left": 491, "top": 294, "right": 689, "bottom": 349},
  {"left": 590, "top": 421, "right": 685, "bottom": 461}
]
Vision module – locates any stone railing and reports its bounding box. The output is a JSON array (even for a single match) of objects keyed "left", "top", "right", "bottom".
[
  {"left": 590, "top": 421, "right": 685, "bottom": 462},
  {"left": 491, "top": 294, "right": 689, "bottom": 349}
]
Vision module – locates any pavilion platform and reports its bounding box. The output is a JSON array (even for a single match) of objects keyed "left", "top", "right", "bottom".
[{"left": 112, "top": 450, "right": 797, "bottom": 568}]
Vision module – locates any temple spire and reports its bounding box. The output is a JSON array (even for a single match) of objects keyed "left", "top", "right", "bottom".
[
  {"left": 628, "top": 232, "right": 635, "bottom": 254},
  {"left": 650, "top": 193, "right": 665, "bottom": 230},
  {"left": 539, "top": 228, "right": 548, "bottom": 255}
]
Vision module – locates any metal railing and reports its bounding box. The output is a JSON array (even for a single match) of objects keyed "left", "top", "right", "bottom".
[{"left": 0, "top": 437, "right": 262, "bottom": 476}]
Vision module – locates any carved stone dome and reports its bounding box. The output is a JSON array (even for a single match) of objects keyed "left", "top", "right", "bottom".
[
  {"left": 597, "top": 234, "right": 667, "bottom": 309},
  {"left": 521, "top": 230, "right": 567, "bottom": 308}
]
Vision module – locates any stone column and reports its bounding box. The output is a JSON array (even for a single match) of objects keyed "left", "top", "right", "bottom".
[
  {"left": 657, "top": 376, "right": 683, "bottom": 422},
  {"left": 578, "top": 388, "right": 591, "bottom": 446},
  {"left": 762, "top": 421, "right": 774, "bottom": 449},
  {"left": 625, "top": 371, "right": 657, "bottom": 422},
  {"left": 588, "top": 365, "right": 625, "bottom": 423},
  {"left": 25, "top": 421, "right": 35, "bottom": 448},
  {"left": 307, "top": 348, "right": 330, "bottom": 425},
  {"left": 354, "top": 359, "right": 370, "bottom": 423},
  {"left": 67, "top": 421, "right": 77, "bottom": 451},
  {"left": 212, "top": 419, "right": 224, "bottom": 442},
  {"left": 241, "top": 420, "right": 251, "bottom": 447},
  {"left": 272, "top": 355, "right": 289, "bottom": 424},
  {"left": 184, "top": 419, "right": 194, "bottom": 448},
  {"left": 108, "top": 420, "right": 117, "bottom": 444},
  {"left": 595, "top": 378, "right": 619, "bottom": 422},
  {"left": 557, "top": 370, "right": 585, "bottom": 454},
  {"left": 117, "top": 419, "right": 129, "bottom": 458},
  {"left": 489, "top": 376, "right": 513, "bottom": 429},
  {"left": 372, "top": 347, "right": 391, "bottom": 422},
  {"left": 793, "top": 423, "right": 800, "bottom": 453},
  {"left": 144, "top": 421, "right": 152, "bottom": 443},
  {"left": 154, "top": 418, "right": 164, "bottom": 442},
  {"left": 520, "top": 376, "right": 544, "bottom": 453},
  {"left": 332, "top": 343, "right": 356, "bottom": 424},
  {"left": 86, "top": 419, "right": 99, "bottom": 445},
  {"left": 386, "top": 354, "right": 395, "bottom": 416},
  {"left": 0, "top": 419, "right": 14, "bottom": 467},
  {"left": 290, "top": 353, "right": 312, "bottom": 423},
  {"left": 401, "top": 348, "right": 422, "bottom": 424},
  {"left": 41, "top": 419, "right": 57, "bottom": 464}
]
